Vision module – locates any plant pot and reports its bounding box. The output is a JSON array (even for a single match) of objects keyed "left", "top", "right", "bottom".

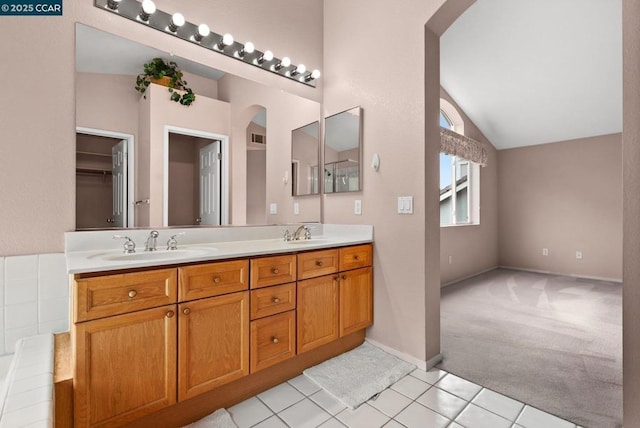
[{"left": 150, "top": 76, "right": 172, "bottom": 87}]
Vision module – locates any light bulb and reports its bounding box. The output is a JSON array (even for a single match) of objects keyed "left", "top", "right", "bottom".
[
  {"left": 305, "top": 69, "right": 321, "bottom": 82},
  {"left": 238, "top": 41, "right": 255, "bottom": 58},
  {"left": 139, "top": 0, "right": 155, "bottom": 21},
  {"left": 194, "top": 23, "right": 210, "bottom": 41},
  {"left": 256, "top": 50, "right": 274, "bottom": 64},
  {"left": 243, "top": 42, "right": 255, "bottom": 53},
  {"left": 291, "top": 64, "right": 306, "bottom": 76},
  {"left": 168, "top": 12, "right": 185, "bottom": 32},
  {"left": 222, "top": 33, "right": 234, "bottom": 46},
  {"left": 274, "top": 56, "right": 291, "bottom": 71}
]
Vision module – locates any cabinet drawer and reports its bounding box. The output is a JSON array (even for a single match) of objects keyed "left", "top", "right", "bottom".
[
  {"left": 250, "top": 283, "right": 296, "bottom": 320},
  {"left": 339, "top": 244, "right": 373, "bottom": 271},
  {"left": 250, "top": 255, "right": 296, "bottom": 289},
  {"left": 250, "top": 310, "right": 296, "bottom": 373},
  {"left": 74, "top": 268, "right": 177, "bottom": 322},
  {"left": 297, "top": 249, "right": 339, "bottom": 280},
  {"left": 178, "top": 260, "right": 249, "bottom": 301}
]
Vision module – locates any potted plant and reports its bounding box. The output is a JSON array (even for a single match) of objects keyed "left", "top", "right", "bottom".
[{"left": 135, "top": 57, "right": 196, "bottom": 106}]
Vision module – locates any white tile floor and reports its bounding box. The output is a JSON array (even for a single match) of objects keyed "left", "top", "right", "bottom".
[{"left": 228, "top": 368, "right": 583, "bottom": 428}]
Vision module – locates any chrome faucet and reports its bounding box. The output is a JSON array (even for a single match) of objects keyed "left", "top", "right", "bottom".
[
  {"left": 293, "top": 225, "right": 311, "bottom": 241},
  {"left": 113, "top": 235, "right": 136, "bottom": 253},
  {"left": 145, "top": 230, "right": 159, "bottom": 251},
  {"left": 166, "top": 232, "right": 185, "bottom": 250}
]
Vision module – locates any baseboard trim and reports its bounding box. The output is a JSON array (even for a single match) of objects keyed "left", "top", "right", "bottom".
[
  {"left": 365, "top": 338, "right": 428, "bottom": 371},
  {"left": 425, "top": 353, "right": 443, "bottom": 370},
  {"left": 499, "top": 265, "right": 622, "bottom": 284},
  {"left": 441, "top": 266, "right": 500, "bottom": 288}
]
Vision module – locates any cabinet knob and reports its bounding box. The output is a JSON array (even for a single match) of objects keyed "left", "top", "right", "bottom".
[
  {"left": 213, "top": 276, "right": 221, "bottom": 284},
  {"left": 272, "top": 297, "right": 280, "bottom": 304},
  {"left": 354, "top": 255, "right": 360, "bottom": 260},
  {"left": 128, "top": 290, "right": 137, "bottom": 298},
  {"left": 271, "top": 336, "right": 279, "bottom": 344},
  {"left": 183, "top": 308, "right": 191, "bottom": 315},
  {"left": 166, "top": 311, "right": 175, "bottom": 318},
  {"left": 341, "top": 274, "right": 347, "bottom": 280},
  {"left": 315, "top": 260, "right": 323, "bottom": 267},
  {"left": 272, "top": 267, "right": 280, "bottom": 274}
]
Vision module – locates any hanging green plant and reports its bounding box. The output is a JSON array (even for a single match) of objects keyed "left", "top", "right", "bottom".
[{"left": 134, "top": 57, "right": 196, "bottom": 106}]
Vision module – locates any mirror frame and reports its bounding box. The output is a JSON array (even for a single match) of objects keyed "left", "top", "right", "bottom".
[
  {"left": 291, "top": 121, "right": 321, "bottom": 197},
  {"left": 323, "top": 106, "right": 363, "bottom": 194}
]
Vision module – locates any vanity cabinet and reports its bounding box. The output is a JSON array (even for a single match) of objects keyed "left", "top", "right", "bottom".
[
  {"left": 297, "top": 244, "right": 373, "bottom": 354},
  {"left": 69, "top": 243, "right": 372, "bottom": 427}
]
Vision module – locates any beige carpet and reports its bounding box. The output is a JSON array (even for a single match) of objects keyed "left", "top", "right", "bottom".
[{"left": 438, "top": 268, "right": 622, "bottom": 428}]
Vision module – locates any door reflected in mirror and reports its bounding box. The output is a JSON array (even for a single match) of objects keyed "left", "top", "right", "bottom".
[
  {"left": 291, "top": 121, "right": 320, "bottom": 196},
  {"left": 75, "top": 128, "right": 134, "bottom": 230},
  {"left": 247, "top": 108, "right": 267, "bottom": 224},
  {"left": 167, "top": 131, "right": 223, "bottom": 226},
  {"left": 324, "top": 107, "right": 362, "bottom": 193}
]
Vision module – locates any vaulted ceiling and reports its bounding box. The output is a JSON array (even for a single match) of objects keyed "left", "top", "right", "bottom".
[{"left": 440, "top": 0, "right": 622, "bottom": 150}]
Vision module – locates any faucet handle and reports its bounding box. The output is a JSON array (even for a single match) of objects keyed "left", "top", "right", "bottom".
[
  {"left": 304, "top": 227, "right": 312, "bottom": 240},
  {"left": 113, "top": 235, "right": 136, "bottom": 254},
  {"left": 283, "top": 229, "right": 292, "bottom": 242},
  {"left": 167, "top": 232, "right": 186, "bottom": 250}
]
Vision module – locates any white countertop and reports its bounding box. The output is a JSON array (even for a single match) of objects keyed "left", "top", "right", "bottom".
[{"left": 65, "top": 224, "right": 373, "bottom": 274}]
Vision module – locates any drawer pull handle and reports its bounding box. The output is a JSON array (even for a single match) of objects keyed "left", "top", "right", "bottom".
[
  {"left": 272, "top": 297, "right": 280, "bottom": 304},
  {"left": 315, "top": 260, "right": 323, "bottom": 267},
  {"left": 213, "top": 276, "right": 221, "bottom": 284},
  {"left": 271, "top": 336, "right": 279, "bottom": 344},
  {"left": 341, "top": 274, "right": 347, "bottom": 280},
  {"left": 272, "top": 268, "right": 280, "bottom": 274},
  {"left": 354, "top": 255, "right": 360, "bottom": 260},
  {"left": 128, "top": 290, "right": 137, "bottom": 298},
  {"left": 183, "top": 308, "right": 191, "bottom": 315},
  {"left": 166, "top": 311, "right": 175, "bottom": 318}
]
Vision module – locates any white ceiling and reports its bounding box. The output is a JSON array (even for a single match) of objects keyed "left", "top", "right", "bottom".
[{"left": 440, "top": 0, "right": 622, "bottom": 150}]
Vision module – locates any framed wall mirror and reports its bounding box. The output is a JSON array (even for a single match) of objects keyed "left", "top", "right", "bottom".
[
  {"left": 324, "top": 106, "right": 362, "bottom": 193},
  {"left": 75, "top": 23, "right": 321, "bottom": 229},
  {"left": 291, "top": 121, "right": 320, "bottom": 196}
]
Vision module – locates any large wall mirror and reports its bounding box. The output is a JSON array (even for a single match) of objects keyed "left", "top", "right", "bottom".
[
  {"left": 75, "top": 24, "right": 320, "bottom": 229},
  {"left": 324, "top": 107, "right": 362, "bottom": 193},
  {"left": 291, "top": 121, "right": 320, "bottom": 196}
]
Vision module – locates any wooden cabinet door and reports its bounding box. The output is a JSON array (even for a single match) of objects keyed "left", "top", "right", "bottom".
[
  {"left": 178, "top": 291, "right": 249, "bottom": 401},
  {"left": 297, "top": 275, "right": 339, "bottom": 354},
  {"left": 73, "top": 305, "right": 177, "bottom": 428},
  {"left": 339, "top": 267, "right": 373, "bottom": 337}
]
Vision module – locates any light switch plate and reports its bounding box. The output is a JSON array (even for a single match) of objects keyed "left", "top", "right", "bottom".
[
  {"left": 397, "top": 196, "right": 414, "bottom": 214},
  {"left": 269, "top": 203, "right": 277, "bottom": 214},
  {"left": 293, "top": 202, "right": 300, "bottom": 215},
  {"left": 354, "top": 199, "right": 362, "bottom": 215}
]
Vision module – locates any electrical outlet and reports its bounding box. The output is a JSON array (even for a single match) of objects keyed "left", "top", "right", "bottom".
[
  {"left": 576, "top": 251, "right": 583, "bottom": 260},
  {"left": 448, "top": 255, "right": 453, "bottom": 265},
  {"left": 354, "top": 199, "right": 362, "bottom": 215},
  {"left": 269, "top": 203, "right": 277, "bottom": 215},
  {"left": 293, "top": 202, "right": 299, "bottom": 215},
  {"left": 542, "top": 248, "right": 549, "bottom": 256}
]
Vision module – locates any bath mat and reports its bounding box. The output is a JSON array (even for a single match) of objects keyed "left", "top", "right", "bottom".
[
  {"left": 303, "top": 341, "right": 416, "bottom": 409},
  {"left": 182, "top": 408, "right": 238, "bottom": 428}
]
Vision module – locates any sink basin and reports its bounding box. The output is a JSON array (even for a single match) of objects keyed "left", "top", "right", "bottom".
[{"left": 92, "top": 248, "right": 212, "bottom": 262}]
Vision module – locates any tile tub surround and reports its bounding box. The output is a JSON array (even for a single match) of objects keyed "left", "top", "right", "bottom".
[
  {"left": 225, "top": 369, "right": 581, "bottom": 428},
  {"left": 0, "top": 254, "right": 69, "bottom": 356},
  {"left": 65, "top": 224, "right": 373, "bottom": 274}
]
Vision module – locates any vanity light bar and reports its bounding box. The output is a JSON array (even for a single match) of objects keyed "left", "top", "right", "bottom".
[{"left": 94, "top": 0, "right": 320, "bottom": 87}]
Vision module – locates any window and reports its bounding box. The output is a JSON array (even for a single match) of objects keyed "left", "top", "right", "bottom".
[{"left": 439, "top": 108, "right": 480, "bottom": 226}]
